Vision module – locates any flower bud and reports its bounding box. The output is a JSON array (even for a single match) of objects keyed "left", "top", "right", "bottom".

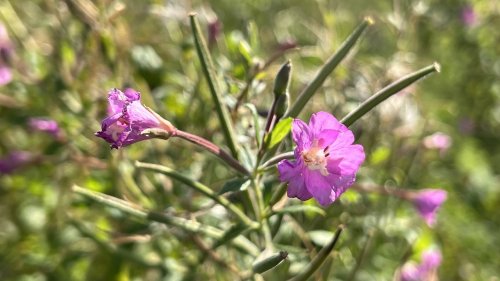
[
  {"left": 273, "top": 60, "right": 292, "bottom": 99},
  {"left": 252, "top": 250, "right": 288, "bottom": 274}
]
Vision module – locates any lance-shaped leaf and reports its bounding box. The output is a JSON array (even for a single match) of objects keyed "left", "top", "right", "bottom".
[
  {"left": 189, "top": 13, "right": 239, "bottom": 158},
  {"left": 136, "top": 161, "right": 258, "bottom": 229},
  {"left": 341, "top": 63, "right": 441, "bottom": 127},
  {"left": 285, "top": 17, "right": 373, "bottom": 118},
  {"left": 264, "top": 117, "right": 293, "bottom": 149},
  {"left": 288, "top": 225, "right": 344, "bottom": 281}
]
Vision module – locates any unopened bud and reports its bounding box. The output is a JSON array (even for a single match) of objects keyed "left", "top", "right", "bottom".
[
  {"left": 252, "top": 250, "right": 288, "bottom": 274},
  {"left": 273, "top": 60, "right": 292, "bottom": 99},
  {"left": 274, "top": 92, "right": 289, "bottom": 120}
]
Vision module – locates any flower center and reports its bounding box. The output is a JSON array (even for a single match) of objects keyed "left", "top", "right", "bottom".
[{"left": 301, "top": 140, "right": 329, "bottom": 176}]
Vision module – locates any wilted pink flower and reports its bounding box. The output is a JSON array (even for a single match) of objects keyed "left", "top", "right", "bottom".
[
  {"left": 423, "top": 132, "right": 452, "bottom": 155},
  {"left": 410, "top": 189, "right": 447, "bottom": 227},
  {"left": 461, "top": 5, "right": 476, "bottom": 26},
  {"left": 277, "top": 112, "right": 365, "bottom": 206},
  {"left": 0, "top": 151, "right": 35, "bottom": 174},
  {"left": 0, "top": 23, "right": 13, "bottom": 86},
  {"left": 29, "top": 118, "right": 61, "bottom": 139},
  {"left": 399, "top": 249, "right": 442, "bottom": 281},
  {"left": 96, "top": 88, "right": 174, "bottom": 149}
]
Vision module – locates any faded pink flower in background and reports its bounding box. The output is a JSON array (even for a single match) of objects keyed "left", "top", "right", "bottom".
[
  {"left": 278, "top": 112, "right": 365, "bottom": 206},
  {"left": 96, "top": 88, "right": 174, "bottom": 149},
  {"left": 29, "top": 118, "right": 62, "bottom": 139},
  {"left": 207, "top": 18, "right": 222, "bottom": 47},
  {"left": 423, "top": 132, "right": 452, "bottom": 156},
  {"left": 461, "top": 5, "right": 476, "bottom": 26},
  {"left": 0, "top": 23, "right": 13, "bottom": 86},
  {"left": 410, "top": 189, "right": 447, "bottom": 227},
  {"left": 0, "top": 151, "right": 35, "bottom": 174},
  {"left": 399, "top": 249, "right": 442, "bottom": 281}
]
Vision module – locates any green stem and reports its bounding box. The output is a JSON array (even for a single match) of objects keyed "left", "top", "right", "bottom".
[
  {"left": 72, "top": 185, "right": 260, "bottom": 257},
  {"left": 285, "top": 17, "right": 373, "bottom": 118},
  {"left": 71, "top": 219, "right": 162, "bottom": 269},
  {"left": 260, "top": 151, "right": 295, "bottom": 170},
  {"left": 287, "top": 225, "right": 345, "bottom": 281},
  {"left": 189, "top": 13, "right": 239, "bottom": 158},
  {"left": 341, "top": 63, "right": 440, "bottom": 127},
  {"left": 135, "top": 161, "right": 258, "bottom": 229}
]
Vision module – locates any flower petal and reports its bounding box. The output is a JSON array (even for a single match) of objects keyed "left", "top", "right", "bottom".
[
  {"left": 278, "top": 160, "right": 312, "bottom": 201},
  {"left": 309, "top": 111, "right": 346, "bottom": 134},
  {"left": 292, "top": 119, "right": 312, "bottom": 152},
  {"left": 126, "top": 100, "right": 161, "bottom": 129},
  {"left": 326, "top": 144, "right": 365, "bottom": 176},
  {"left": 0, "top": 65, "right": 12, "bottom": 86},
  {"left": 412, "top": 189, "right": 447, "bottom": 227},
  {"left": 316, "top": 129, "right": 340, "bottom": 149},
  {"left": 304, "top": 170, "right": 336, "bottom": 206},
  {"left": 107, "top": 88, "right": 128, "bottom": 115}
]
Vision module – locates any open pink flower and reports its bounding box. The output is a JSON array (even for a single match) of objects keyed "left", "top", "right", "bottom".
[
  {"left": 411, "top": 189, "right": 447, "bottom": 227},
  {"left": 277, "top": 112, "right": 365, "bottom": 206},
  {"left": 96, "top": 88, "right": 174, "bottom": 149}
]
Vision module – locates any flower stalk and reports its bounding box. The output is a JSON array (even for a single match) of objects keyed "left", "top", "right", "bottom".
[
  {"left": 141, "top": 128, "right": 250, "bottom": 176},
  {"left": 72, "top": 185, "right": 260, "bottom": 257},
  {"left": 135, "top": 161, "right": 257, "bottom": 229}
]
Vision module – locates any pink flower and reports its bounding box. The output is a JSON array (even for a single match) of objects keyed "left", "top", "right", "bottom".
[
  {"left": 277, "top": 112, "right": 365, "bottom": 206},
  {"left": 411, "top": 189, "right": 447, "bottom": 227},
  {"left": 0, "top": 23, "right": 13, "bottom": 86},
  {"left": 207, "top": 18, "right": 222, "bottom": 47},
  {"left": 399, "top": 249, "right": 442, "bottom": 281},
  {"left": 0, "top": 151, "right": 35, "bottom": 174},
  {"left": 29, "top": 118, "right": 61, "bottom": 139},
  {"left": 461, "top": 5, "right": 476, "bottom": 26},
  {"left": 95, "top": 88, "right": 174, "bottom": 149},
  {"left": 423, "top": 132, "right": 452, "bottom": 155}
]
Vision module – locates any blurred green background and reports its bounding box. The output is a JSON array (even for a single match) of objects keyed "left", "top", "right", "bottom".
[{"left": 0, "top": 0, "right": 499, "bottom": 280}]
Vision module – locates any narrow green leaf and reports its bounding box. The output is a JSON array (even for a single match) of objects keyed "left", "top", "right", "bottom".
[
  {"left": 267, "top": 183, "right": 288, "bottom": 210},
  {"left": 265, "top": 117, "right": 293, "bottom": 149},
  {"left": 189, "top": 13, "right": 239, "bottom": 158},
  {"left": 341, "top": 63, "right": 440, "bottom": 127},
  {"left": 244, "top": 103, "right": 262, "bottom": 146},
  {"left": 274, "top": 205, "right": 326, "bottom": 217},
  {"left": 211, "top": 223, "right": 250, "bottom": 250},
  {"left": 285, "top": 17, "right": 373, "bottom": 118},
  {"left": 287, "top": 225, "right": 345, "bottom": 281},
  {"left": 219, "top": 178, "right": 250, "bottom": 195}
]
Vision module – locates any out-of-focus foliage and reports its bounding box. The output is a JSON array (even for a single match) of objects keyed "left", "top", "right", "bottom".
[{"left": 0, "top": 0, "right": 498, "bottom": 280}]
